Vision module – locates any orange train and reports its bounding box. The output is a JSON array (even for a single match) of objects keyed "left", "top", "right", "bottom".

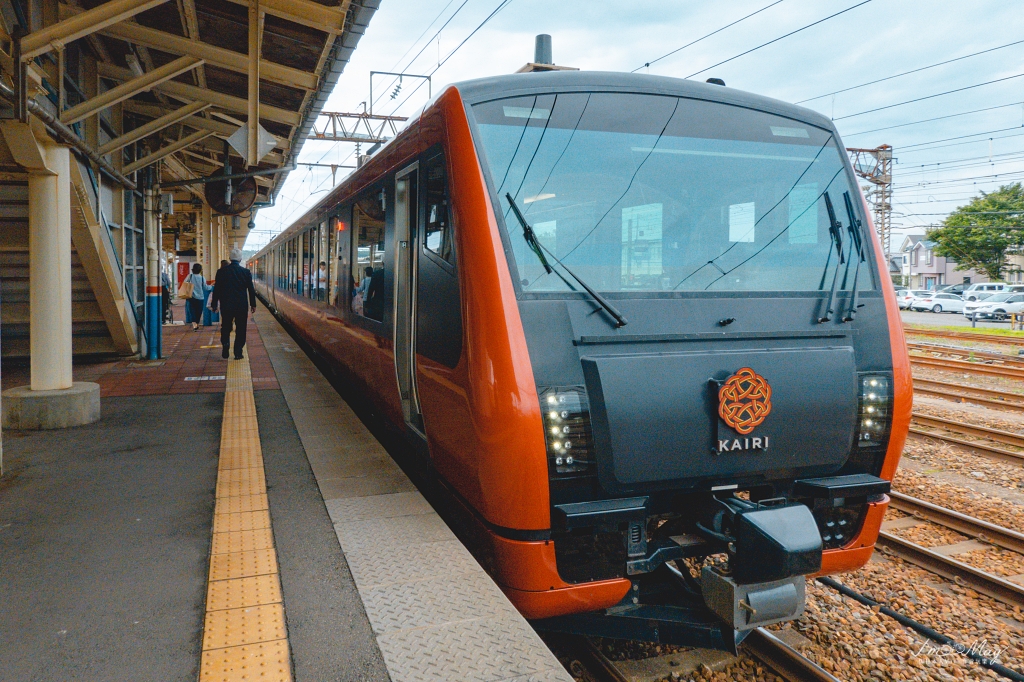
[{"left": 251, "top": 71, "right": 911, "bottom": 651}]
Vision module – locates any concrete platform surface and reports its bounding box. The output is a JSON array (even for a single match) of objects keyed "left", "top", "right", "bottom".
[
  {"left": 256, "top": 308, "right": 573, "bottom": 682},
  {"left": 0, "top": 297, "right": 576, "bottom": 682},
  {"left": 0, "top": 393, "right": 222, "bottom": 681}
]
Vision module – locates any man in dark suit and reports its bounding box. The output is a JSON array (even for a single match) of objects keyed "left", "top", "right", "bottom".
[{"left": 211, "top": 248, "right": 257, "bottom": 360}]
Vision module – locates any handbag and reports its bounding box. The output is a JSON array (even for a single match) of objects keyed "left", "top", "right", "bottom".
[{"left": 177, "top": 276, "right": 194, "bottom": 299}]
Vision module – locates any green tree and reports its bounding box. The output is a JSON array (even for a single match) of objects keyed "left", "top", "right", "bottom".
[{"left": 928, "top": 183, "right": 1024, "bottom": 281}]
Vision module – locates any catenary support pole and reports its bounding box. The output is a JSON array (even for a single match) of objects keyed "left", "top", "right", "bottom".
[
  {"left": 28, "top": 142, "right": 72, "bottom": 391},
  {"left": 144, "top": 168, "right": 161, "bottom": 359}
]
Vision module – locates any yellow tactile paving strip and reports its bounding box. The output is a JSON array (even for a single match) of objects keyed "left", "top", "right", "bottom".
[{"left": 199, "top": 347, "right": 292, "bottom": 682}]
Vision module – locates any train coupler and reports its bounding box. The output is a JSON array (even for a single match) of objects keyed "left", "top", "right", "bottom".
[{"left": 700, "top": 567, "right": 806, "bottom": 631}]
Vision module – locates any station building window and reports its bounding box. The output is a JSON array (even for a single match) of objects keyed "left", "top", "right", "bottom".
[{"left": 352, "top": 187, "right": 387, "bottom": 322}]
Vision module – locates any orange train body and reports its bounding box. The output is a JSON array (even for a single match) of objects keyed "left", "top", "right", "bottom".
[{"left": 251, "top": 71, "right": 910, "bottom": 637}]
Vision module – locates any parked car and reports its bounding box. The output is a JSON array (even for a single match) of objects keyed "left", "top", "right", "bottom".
[
  {"left": 897, "top": 290, "right": 931, "bottom": 310},
  {"left": 910, "top": 292, "right": 965, "bottom": 313},
  {"left": 965, "top": 293, "right": 1024, "bottom": 320},
  {"left": 962, "top": 282, "right": 1008, "bottom": 301},
  {"left": 937, "top": 283, "right": 967, "bottom": 295}
]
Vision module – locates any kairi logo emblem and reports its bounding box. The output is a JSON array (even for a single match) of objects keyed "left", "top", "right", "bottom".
[{"left": 718, "top": 368, "right": 772, "bottom": 436}]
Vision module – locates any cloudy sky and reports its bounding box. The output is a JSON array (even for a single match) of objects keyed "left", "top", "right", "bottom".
[{"left": 246, "top": 0, "right": 1024, "bottom": 252}]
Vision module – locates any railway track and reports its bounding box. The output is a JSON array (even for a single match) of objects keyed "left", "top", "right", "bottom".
[
  {"left": 908, "top": 341, "right": 1024, "bottom": 364},
  {"left": 904, "top": 327, "right": 1024, "bottom": 348},
  {"left": 554, "top": 630, "right": 839, "bottom": 682},
  {"left": 909, "top": 412, "right": 1024, "bottom": 465},
  {"left": 910, "top": 354, "right": 1024, "bottom": 379},
  {"left": 913, "top": 377, "right": 1024, "bottom": 413},
  {"left": 879, "top": 491, "right": 1024, "bottom": 609}
]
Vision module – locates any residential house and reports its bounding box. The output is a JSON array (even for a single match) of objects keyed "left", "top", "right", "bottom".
[{"left": 898, "top": 235, "right": 987, "bottom": 290}]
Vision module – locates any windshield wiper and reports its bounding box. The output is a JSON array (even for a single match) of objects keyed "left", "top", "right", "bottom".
[
  {"left": 818, "top": 191, "right": 845, "bottom": 323},
  {"left": 505, "top": 193, "right": 628, "bottom": 328},
  {"left": 841, "top": 191, "right": 866, "bottom": 322}
]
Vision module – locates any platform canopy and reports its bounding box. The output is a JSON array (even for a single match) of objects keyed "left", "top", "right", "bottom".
[{"left": 0, "top": 0, "right": 377, "bottom": 248}]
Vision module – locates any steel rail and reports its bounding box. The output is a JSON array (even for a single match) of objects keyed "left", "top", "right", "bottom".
[
  {"left": 889, "top": 491, "right": 1024, "bottom": 554},
  {"left": 910, "top": 355, "right": 1024, "bottom": 379},
  {"left": 742, "top": 628, "right": 841, "bottom": 682},
  {"left": 908, "top": 342, "right": 1024, "bottom": 367},
  {"left": 912, "top": 412, "right": 1024, "bottom": 448},
  {"left": 907, "top": 428, "right": 1024, "bottom": 466},
  {"left": 551, "top": 629, "right": 837, "bottom": 682},
  {"left": 904, "top": 327, "right": 1024, "bottom": 348},
  {"left": 913, "top": 378, "right": 1024, "bottom": 413},
  {"left": 876, "top": 531, "right": 1024, "bottom": 609},
  {"left": 552, "top": 636, "right": 627, "bottom": 682}
]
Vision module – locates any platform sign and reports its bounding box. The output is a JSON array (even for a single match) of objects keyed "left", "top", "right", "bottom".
[{"left": 178, "top": 261, "right": 192, "bottom": 286}]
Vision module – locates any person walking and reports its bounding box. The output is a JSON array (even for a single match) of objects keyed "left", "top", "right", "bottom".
[
  {"left": 210, "top": 248, "right": 257, "bottom": 360},
  {"left": 182, "top": 263, "right": 210, "bottom": 332}
]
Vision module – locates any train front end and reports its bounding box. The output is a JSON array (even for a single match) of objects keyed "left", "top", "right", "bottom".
[{"left": 460, "top": 72, "right": 910, "bottom": 651}]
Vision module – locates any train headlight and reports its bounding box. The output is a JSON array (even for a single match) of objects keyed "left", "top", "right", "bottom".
[
  {"left": 856, "top": 374, "right": 892, "bottom": 449},
  {"left": 539, "top": 387, "right": 594, "bottom": 476}
]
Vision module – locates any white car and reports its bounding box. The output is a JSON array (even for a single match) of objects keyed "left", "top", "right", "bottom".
[
  {"left": 897, "top": 290, "right": 930, "bottom": 310},
  {"left": 962, "top": 282, "right": 1008, "bottom": 301},
  {"left": 965, "top": 293, "right": 1024, "bottom": 320},
  {"left": 910, "top": 292, "right": 965, "bottom": 313}
]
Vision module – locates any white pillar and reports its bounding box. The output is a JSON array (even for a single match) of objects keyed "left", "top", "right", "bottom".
[{"left": 28, "top": 143, "right": 72, "bottom": 391}]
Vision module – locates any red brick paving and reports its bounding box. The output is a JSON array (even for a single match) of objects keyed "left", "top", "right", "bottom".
[{"left": 1, "top": 300, "right": 279, "bottom": 398}]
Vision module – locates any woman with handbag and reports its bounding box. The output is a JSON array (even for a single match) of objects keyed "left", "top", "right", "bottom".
[{"left": 179, "top": 263, "right": 210, "bottom": 331}]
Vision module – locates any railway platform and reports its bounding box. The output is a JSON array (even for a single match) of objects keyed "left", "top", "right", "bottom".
[{"left": 0, "top": 299, "right": 571, "bottom": 682}]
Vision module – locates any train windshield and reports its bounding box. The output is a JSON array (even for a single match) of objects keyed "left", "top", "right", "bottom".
[{"left": 471, "top": 92, "right": 873, "bottom": 293}]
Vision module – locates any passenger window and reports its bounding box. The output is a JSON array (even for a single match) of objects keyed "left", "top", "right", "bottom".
[
  {"left": 423, "top": 153, "right": 454, "bottom": 264},
  {"left": 352, "top": 187, "right": 387, "bottom": 322}
]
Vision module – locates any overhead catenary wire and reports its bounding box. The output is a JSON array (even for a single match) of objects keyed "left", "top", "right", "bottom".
[
  {"left": 684, "top": 0, "right": 874, "bottom": 80},
  {"left": 631, "top": 0, "right": 784, "bottom": 73},
  {"left": 833, "top": 72, "right": 1024, "bottom": 120},
  {"left": 368, "top": 0, "right": 473, "bottom": 112},
  {"left": 798, "top": 39, "right": 1024, "bottom": 104},
  {"left": 844, "top": 101, "right": 1024, "bottom": 137},
  {"left": 385, "top": 0, "right": 516, "bottom": 116},
  {"left": 899, "top": 129, "right": 1024, "bottom": 155},
  {"left": 895, "top": 125, "right": 1024, "bottom": 150}
]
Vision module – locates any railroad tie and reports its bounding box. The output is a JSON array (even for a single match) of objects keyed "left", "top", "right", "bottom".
[{"left": 198, "top": 342, "right": 292, "bottom": 682}]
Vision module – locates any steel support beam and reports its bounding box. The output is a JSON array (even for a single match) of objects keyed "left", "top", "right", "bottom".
[
  {"left": 99, "top": 100, "right": 211, "bottom": 155},
  {"left": 177, "top": 0, "right": 207, "bottom": 88},
  {"left": 62, "top": 56, "right": 204, "bottom": 125},
  {"left": 125, "top": 130, "right": 213, "bottom": 173},
  {"left": 224, "top": 0, "right": 349, "bottom": 34},
  {"left": 248, "top": 0, "right": 261, "bottom": 168},
  {"left": 85, "top": 13, "right": 317, "bottom": 90},
  {"left": 23, "top": 0, "right": 171, "bottom": 60},
  {"left": 99, "top": 64, "right": 301, "bottom": 126}
]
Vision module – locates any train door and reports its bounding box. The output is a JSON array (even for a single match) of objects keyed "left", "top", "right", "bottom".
[{"left": 392, "top": 163, "right": 424, "bottom": 435}]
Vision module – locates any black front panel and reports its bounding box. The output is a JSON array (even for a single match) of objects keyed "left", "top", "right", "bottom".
[
  {"left": 519, "top": 293, "right": 893, "bottom": 503},
  {"left": 582, "top": 346, "right": 857, "bottom": 493}
]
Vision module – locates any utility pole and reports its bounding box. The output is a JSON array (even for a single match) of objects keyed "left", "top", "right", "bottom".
[{"left": 847, "top": 145, "right": 893, "bottom": 256}]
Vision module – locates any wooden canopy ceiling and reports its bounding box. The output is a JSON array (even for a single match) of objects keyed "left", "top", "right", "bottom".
[{"left": 6, "top": 0, "right": 377, "bottom": 242}]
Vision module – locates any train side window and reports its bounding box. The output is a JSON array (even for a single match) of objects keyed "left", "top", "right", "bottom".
[
  {"left": 351, "top": 186, "right": 387, "bottom": 322},
  {"left": 423, "top": 153, "right": 454, "bottom": 264},
  {"left": 416, "top": 149, "right": 463, "bottom": 369}
]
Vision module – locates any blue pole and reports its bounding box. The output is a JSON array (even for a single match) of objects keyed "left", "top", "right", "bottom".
[
  {"left": 144, "top": 180, "right": 161, "bottom": 359},
  {"left": 146, "top": 289, "right": 161, "bottom": 359}
]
